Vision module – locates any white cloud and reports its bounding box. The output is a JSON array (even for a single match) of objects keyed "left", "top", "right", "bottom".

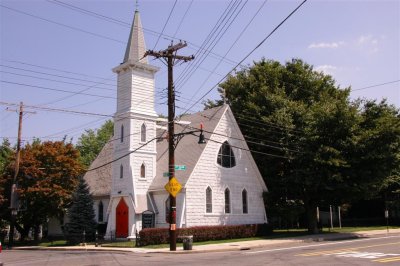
[
  {"left": 315, "top": 65, "right": 337, "bottom": 75},
  {"left": 357, "top": 34, "right": 380, "bottom": 53},
  {"left": 308, "top": 41, "right": 345, "bottom": 49}
]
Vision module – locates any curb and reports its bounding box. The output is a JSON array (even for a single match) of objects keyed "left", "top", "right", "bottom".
[{"left": 9, "top": 230, "right": 400, "bottom": 254}]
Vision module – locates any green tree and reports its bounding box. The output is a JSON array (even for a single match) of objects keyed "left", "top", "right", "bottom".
[
  {"left": 213, "top": 58, "right": 400, "bottom": 233},
  {"left": 0, "top": 138, "right": 13, "bottom": 237},
  {"left": 64, "top": 176, "right": 97, "bottom": 244},
  {"left": 76, "top": 120, "right": 113, "bottom": 168},
  {"left": 0, "top": 138, "right": 13, "bottom": 175},
  {"left": 1, "top": 140, "right": 84, "bottom": 241}
]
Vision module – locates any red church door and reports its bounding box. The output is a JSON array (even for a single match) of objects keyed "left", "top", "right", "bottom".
[{"left": 116, "top": 198, "right": 129, "bottom": 238}]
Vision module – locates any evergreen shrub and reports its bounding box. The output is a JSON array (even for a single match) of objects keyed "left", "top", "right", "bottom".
[{"left": 138, "top": 223, "right": 272, "bottom": 246}]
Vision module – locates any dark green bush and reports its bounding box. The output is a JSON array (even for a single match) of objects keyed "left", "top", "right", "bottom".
[{"left": 138, "top": 223, "right": 272, "bottom": 246}]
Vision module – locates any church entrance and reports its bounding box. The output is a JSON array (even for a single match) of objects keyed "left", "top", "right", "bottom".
[{"left": 116, "top": 198, "right": 129, "bottom": 238}]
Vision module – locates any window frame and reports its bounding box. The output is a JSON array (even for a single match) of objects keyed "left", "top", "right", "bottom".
[
  {"left": 224, "top": 188, "right": 231, "bottom": 214},
  {"left": 217, "top": 141, "right": 236, "bottom": 168},
  {"left": 120, "top": 124, "right": 124, "bottom": 143},
  {"left": 206, "top": 186, "right": 212, "bottom": 213},
  {"left": 242, "top": 189, "right": 248, "bottom": 214},
  {"left": 141, "top": 123, "right": 146, "bottom": 142},
  {"left": 140, "top": 163, "right": 146, "bottom": 178}
]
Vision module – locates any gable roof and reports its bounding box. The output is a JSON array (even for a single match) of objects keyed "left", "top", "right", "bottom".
[
  {"left": 149, "top": 105, "right": 228, "bottom": 191},
  {"left": 84, "top": 104, "right": 265, "bottom": 195},
  {"left": 83, "top": 141, "right": 113, "bottom": 197}
]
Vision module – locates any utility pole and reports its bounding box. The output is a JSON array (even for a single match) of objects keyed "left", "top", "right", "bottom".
[
  {"left": 144, "top": 41, "right": 194, "bottom": 251},
  {"left": 7, "top": 102, "right": 35, "bottom": 249}
]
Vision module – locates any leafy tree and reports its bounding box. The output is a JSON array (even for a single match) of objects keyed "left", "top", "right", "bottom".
[
  {"left": 212, "top": 58, "right": 400, "bottom": 233},
  {"left": 64, "top": 176, "right": 97, "bottom": 244},
  {"left": 76, "top": 120, "right": 113, "bottom": 167},
  {"left": 0, "top": 138, "right": 13, "bottom": 175},
  {"left": 0, "top": 138, "right": 13, "bottom": 238},
  {"left": 1, "top": 140, "right": 84, "bottom": 241}
]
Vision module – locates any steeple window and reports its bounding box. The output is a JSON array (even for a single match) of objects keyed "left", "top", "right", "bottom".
[
  {"left": 141, "top": 123, "right": 146, "bottom": 142},
  {"left": 140, "top": 163, "right": 146, "bottom": 178}
]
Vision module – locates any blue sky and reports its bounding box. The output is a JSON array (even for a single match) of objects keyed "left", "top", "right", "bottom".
[{"left": 1, "top": 0, "right": 399, "bottom": 145}]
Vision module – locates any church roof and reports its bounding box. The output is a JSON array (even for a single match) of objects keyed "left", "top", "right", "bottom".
[
  {"left": 150, "top": 105, "right": 228, "bottom": 191},
  {"left": 123, "top": 10, "right": 148, "bottom": 64},
  {"left": 84, "top": 105, "right": 228, "bottom": 196},
  {"left": 83, "top": 140, "right": 113, "bottom": 197}
]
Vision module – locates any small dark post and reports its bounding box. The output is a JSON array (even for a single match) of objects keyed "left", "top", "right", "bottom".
[{"left": 95, "top": 230, "right": 98, "bottom": 247}]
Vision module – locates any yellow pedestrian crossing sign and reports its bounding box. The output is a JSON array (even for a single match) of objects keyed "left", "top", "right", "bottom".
[{"left": 164, "top": 177, "right": 182, "bottom": 197}]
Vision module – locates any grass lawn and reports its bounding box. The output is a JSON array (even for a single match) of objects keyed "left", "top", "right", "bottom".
[{"left": 8, "top": 225, "right": 399, "bottom": 249}]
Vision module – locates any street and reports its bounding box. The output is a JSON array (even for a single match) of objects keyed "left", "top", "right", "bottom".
[{"left": 1, "top": 236, "right": 399, "bottom": 266}]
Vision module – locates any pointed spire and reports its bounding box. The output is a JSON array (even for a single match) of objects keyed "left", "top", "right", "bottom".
[{"left": 123, "top": 9, "right": 148, "bottom": 64}]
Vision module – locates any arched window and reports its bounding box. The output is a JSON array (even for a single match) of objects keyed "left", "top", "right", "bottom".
[
  {"left": 98, "top": 201, "right": 104, "bottom": 222},
  {"left": 242, "top": 189, "right": 248, "bottom": 214},
  {"left": 224, "top": 188, "right": 231, "bottom": 214},
  {"left": 217, "top": 141, "right": 236, "bottom": 168},
  {"left": 165, "top": 197, "right": 170, "bottom": 223},
  {"left": 120, "top": 164, "right": 123, "bottom": 179},
  {"left": 120, "top": 124, "right": 124, "bottom": 143},
  {"left": 206, "top": 187, "right": 212, "bottom": 213},
  {"left": 141, "top": 123, "right": 146, "bottom": 142},
  {"left": 140, "top": 163, "right": 145, "bottom": 178}
]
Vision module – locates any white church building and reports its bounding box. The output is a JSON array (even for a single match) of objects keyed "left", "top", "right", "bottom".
[{"left": 83, "top": 9, "right": 268, "bottom": 239}]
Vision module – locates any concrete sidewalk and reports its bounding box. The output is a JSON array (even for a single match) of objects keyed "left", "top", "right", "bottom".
[{"left": 13, "top": 228, "right": 400, "bottom": 254}]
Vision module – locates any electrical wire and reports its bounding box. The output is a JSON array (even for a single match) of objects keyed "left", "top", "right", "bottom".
[
  {"left": 182, "top": 0, "right": 308, "bottom": 115},
  {"left": 175, "top": 0, "right": 243, "bottom": 88},
  {"left": 87, "top": 137, "right": 160, "bottom": 172},
  {"left": 153, "top": 0, "right": 178, "bottom": 49},
  {"left": 172, "top": 0, "right": 194, "bottom": 39},
  {"left": 181, "top": 0, "right": 268, "bottom": 110},
  {"left": 0, "top": 4, "right": 125, "bottom": 44}
]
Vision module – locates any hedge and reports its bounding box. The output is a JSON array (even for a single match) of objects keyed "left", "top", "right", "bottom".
[{"left": 138, "top": 223, "right": 272, "bottom": 246}]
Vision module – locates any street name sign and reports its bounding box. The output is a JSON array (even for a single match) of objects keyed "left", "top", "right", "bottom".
[{"left": 175, "top": 165, "right": 186, "bottom": 171}]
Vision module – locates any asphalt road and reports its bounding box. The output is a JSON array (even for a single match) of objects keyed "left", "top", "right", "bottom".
[{"left": 1, "top": 236, "right": 399, "bottom": 265}]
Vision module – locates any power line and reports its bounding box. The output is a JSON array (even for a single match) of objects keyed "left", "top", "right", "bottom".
[
  {"left": 201, "top": 134, "right": 291, "bottom": 159},
  {"left": 0, "top": 70, "right": 114, "bottom": 92},
  {"left": 351, "top": 80, "right": 400, "bottom": 92},
  {"left": 182, "top": 0, "right": 308, "bottom": 115},
  {"left": 0, "top": 101, "right": 112, "bottom": 118},
  {"left": 153, "top": 0, "right": 178, "bottom": 50},
  {"left": 0, "top": 4, "right": 126, "bottom": 44},
  {"left": 87, "top": 137, "right": 159, "bottom": 172},
  {"left": 187, "top": 124, "right": 302, "bottom": 154},
  {"left": 3, "top": 59, "right": 116, "bottom": 82},
  {"left": 175, "top": 0, "right": 244, "bottom": 88},
  {"left": 0, "top": 64, "right": 116, "bottom": 88},
  {"left": 172, "top": 0, "right": 194, "bottom": 39},
  {"left": 42, "top": 1, "right": 240, "bottom": 69},
  {"left": 181, "top": 0, "right": 268, "bottom": 110},
  {"left": 0, "top": 80, "right": 166, "bottom": 106}
]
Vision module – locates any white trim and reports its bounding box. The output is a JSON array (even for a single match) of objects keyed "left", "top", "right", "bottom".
[
  {"left": 179, "top": 193, "right": 185, "bottom": 228},
  {"left": 184, "top": 105, "right": 229, "bottom": 189},
  {"left": 205, "top": 185, "right": 213, "bottom": 214},
  {"left": 226, "top": 107, "right": 267, "bottom": 191}
]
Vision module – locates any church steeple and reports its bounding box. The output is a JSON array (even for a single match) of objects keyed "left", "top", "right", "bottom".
[{"left": 123, "top": 10, "right": 148, "bottom": 64}]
